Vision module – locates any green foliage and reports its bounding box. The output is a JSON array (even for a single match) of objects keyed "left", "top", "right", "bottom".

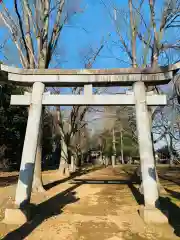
[
  {"left": 156, "top": 145, "right": 179, "bottom": 159},
  {"left": 116, "top": 133, "right": 139, "bottom": 157},
  {"left": 0, "top": 82, "right": 55, "bottom": 170},
  {"left": 0, "top": 84, "right": 28, "bottom": 169},
  {"left": 42, "top": 109, "right": 54, "bottom": 159},
  {"left": 96, "top": 129, "right": 139, "bottom": 158}
]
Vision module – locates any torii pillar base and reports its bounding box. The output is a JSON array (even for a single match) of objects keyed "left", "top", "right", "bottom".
[
  {"left": 2, "top": 206, "right": 32, "bottom": 225},
  {"left": 139, "top": 205, "right": 168, "bottom": 224}
]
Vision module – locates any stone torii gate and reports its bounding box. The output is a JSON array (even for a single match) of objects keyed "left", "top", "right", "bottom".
[{"left": 1, "top": 63, "right": 180, "bottom": 224}]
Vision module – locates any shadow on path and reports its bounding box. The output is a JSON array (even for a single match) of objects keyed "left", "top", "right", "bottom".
[
  {"left": 164, "top": 188, "right": 180, "bottom": 200},
  {"left": 44, "top": 166, "right": 104, "bottom": 190},
  {"left": 2, "top": 183, "right": 81, "bottom": 240},
  {"left": 0, "top": 175, "right": 18, "bottom": 187},
  {"left": 127, "top": 183, "right": 144, "bottom": 205},
  {"left": 121, "top": 168, "right": 144, "bottom": 204},
  {"left": 127, "top": 182, "right": 180, "bottom": 237},
  {"left": 124, "top": 167, "right": 180, "bottom": 237},
  {"left": 159, "top": 195, "right": 180, "bottom": 237},
  {"left": 71, "top": 179, "right": 138, "bottom": 184},
  {"left": 159, "top": 174, "right": 180, "bottom": 187}
]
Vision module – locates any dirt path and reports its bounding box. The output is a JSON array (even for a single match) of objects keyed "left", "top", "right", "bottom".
[{"left": 0, "top": 167, "right": 180, "bottom": 240}]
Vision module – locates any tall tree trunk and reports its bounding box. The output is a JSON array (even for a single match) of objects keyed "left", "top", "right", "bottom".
[
  {"left": 59, "top": 138, "right": 69, "bottom": 176},
  {"left": 32, "top": 123, "right": 45, "bottom": 192},
  {"left": 70, "top": 155, "right": 76, "bottom": 173},
  {"left": 120, "top": 129, "right": 124, "bottom": 164},
  {"left": 112, "top": 128, "right": 116, "bottom": 167},
  {"left": 27, "top": 103, "right": 44, "bottom": 193},
  {"left": 99, "top": 150, "right": 103, "bottom": 165},
  {"left": 169, "top": 136, "right": 174, "bottom": 166},
  {"left": 128, "top": 0, "right": 137, "bottom": 67}
]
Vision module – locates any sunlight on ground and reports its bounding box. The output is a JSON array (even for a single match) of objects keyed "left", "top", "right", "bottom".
[{"left": 0, "top": 165, "right": 180, "bottom": 240}]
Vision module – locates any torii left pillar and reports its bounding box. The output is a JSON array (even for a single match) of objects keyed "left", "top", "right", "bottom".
[{"left": 4, "top": 82, "right": 45, "bottom": 224}]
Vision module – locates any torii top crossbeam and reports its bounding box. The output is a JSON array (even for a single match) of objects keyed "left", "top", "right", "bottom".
[{"left": 0, "top": 62, "right": 179, "bottom": 87}]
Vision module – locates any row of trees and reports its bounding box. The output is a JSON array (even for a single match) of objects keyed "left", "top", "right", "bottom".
[{"left": 0, "top": 0, "right": 180, "bottom": 191}]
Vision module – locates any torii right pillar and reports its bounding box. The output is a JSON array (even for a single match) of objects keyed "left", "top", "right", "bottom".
[{"left": 133, "top": 81, "right": 168, "bottom": 224}]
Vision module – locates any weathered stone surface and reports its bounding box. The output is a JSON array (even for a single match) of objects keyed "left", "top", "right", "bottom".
[
  {"left": 7, "top": 73, "right": 173, "bottom": 86},
  {"left": 139, "top": 205, "right": 168, "bottom": 224},
  {"left": 11, "top": 93, "right": 167, "bottom": 106},
  {"left": 1, "top": 62, "right": 179, "bottom": 74},
  {"left": 2, "top": 208, "right": 28, "bottom": 225},
  {"left": 2, "top": 62, "right": 180, "bottom": 87},
  {"left": 15, "top": 82, "right": 45, "bottom": 207},
  {"left": 111, "top": 156, "right": 116, "bottom": 168},
  {"left": 134, "top": 82, "right": 159, "bottom": 208}
]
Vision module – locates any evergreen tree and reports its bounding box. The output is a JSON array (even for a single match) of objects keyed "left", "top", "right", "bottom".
[{"left": 0, "top": 83, "right": 27, "bottom": 170}]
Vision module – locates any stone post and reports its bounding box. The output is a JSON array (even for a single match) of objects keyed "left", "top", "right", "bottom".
[
  {"left": 105, "top": 156, "right": 109, "bottom": 167},
  {"left": 133, "top": 81, "right": 167, "bottom": 223},
  {"left": 32, "top": 121, "right": 45, "bottom": 193},
  {"left": 15, "top": 82, "right": 45, "bottom": 207},
  {"left": 120, "top": 129, "right": 124, "bottom": 164},
  {"left": 59, "top": 137, "right": 69, "bottom": 176},
  {"left": 70, "top": 155, "right": 76, "bottom": 173},
  {"left": 112, "top": 128, "right": 116, "bottom": 167}
]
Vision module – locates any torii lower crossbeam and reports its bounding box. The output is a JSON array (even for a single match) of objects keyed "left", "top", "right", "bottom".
[{"left": 11, "top": 93, "right": 167, "bottom": 106}]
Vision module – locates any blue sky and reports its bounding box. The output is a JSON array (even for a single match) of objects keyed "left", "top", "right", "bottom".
[
  {"left": 50, "top": 0, "right": 130, "bottom": 69},
  {"left": 0, "top": 0, "right": 179, "bottom": 68},
  {"left": 0, "top": 0, "right": 147, "bottom": 67}
]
